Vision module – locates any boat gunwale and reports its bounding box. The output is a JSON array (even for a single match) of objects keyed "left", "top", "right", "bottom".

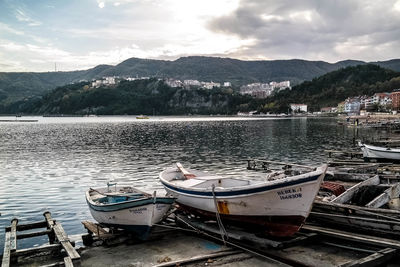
[
  {"left": 159, "top": 165, "right": 327, "bottom": 197},
  {"left": 361, "top": 143, "right": 400, "bottom": 154},
  {"left": 85, "top": 189, "right": 175, "bottom": 212}
]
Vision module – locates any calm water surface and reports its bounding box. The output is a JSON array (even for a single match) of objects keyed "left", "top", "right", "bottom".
[{"left": 0, "top": 116, "right": 379, "bottom": 249}]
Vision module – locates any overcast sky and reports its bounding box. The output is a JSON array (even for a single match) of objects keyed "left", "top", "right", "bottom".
[{"left": 1, "top": 0, "right": 400, "bottom": 72}]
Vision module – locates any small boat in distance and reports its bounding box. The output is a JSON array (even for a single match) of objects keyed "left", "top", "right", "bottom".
[
  {"left": 359, "top": 141, "right": 400, "bottom": 161},
  {"left": 160, "top": 163, "right": 327, "bottom": 237},
  {"left": 136, "top": 115, "right": 149, "bottom": 119},
  {"left": 86, "top": 183, "right": 175, "bottom": 240}
]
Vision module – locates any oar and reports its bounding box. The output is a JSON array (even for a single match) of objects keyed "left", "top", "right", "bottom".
[{"left": 176, "top": 162, "right": 196, "bottom": 179}]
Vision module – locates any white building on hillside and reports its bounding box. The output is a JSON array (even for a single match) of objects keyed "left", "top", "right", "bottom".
[
  {"left": 290, "top": 104, "right": 307, "bottom": 113},
  {"left": 184, "top": 80, "right": 201, "bottom": 86},
  {"left": 201, "top": 81, "right": 220, "bottom": 89}
]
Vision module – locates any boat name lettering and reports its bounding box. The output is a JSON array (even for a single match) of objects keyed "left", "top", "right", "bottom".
[
  {"left": 156, "top": 204, "right": 167, "bottom": 210},
  {"left": 279, "top": 193, "right": 302, "bottom": 200},
  {"left": 277, "top": 188, "right": 302, "bottom": 200},
  {"left": 129, "top": 207, "right": 147, "bottom": 213},
  {"left": 277, "top": 188, "right": 302, "bottom": 196}
]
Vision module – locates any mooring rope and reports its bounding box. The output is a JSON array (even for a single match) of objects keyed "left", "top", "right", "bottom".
[
  {"left": 171, "top": 215, "right": 289, "bottom": 265},
  {"left": 211, "top": 184, "right": 228, "bottom": 244}
]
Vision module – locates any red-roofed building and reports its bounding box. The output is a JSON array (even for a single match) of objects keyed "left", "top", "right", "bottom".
[{"left": 391, "top": 90, "right": 400, "bottom": 111}]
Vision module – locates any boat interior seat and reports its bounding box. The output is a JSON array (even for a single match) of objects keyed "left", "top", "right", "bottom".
[{"left": 175, "top": 179, "right": 208, "bottom": 187}]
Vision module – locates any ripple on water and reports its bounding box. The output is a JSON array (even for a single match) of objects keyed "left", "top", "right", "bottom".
[{"left": 0, "top": 117, "right": 383, "bottom": 250}]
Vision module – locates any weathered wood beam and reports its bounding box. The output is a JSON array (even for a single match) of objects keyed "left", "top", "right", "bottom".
[
  {"left": 81, "top": 221, "right": 113, "bottom": 239},
  {"left": 2, "top": 231, "right": 11, "bottom": 267},
  {"left": 302, "top": 225, "right": 400, "bottom": 249},
  {"left": 53, "top": 224, "right": 68, "bottom": 242},
  {"left": 52, "top": 222, "right": 80, "bottom": 263},
  {"left": 14, "top": 243, "right": 61, "bottom": 257},
  {"left": 340, "top": 248, "right": 397, "bottom": 267},
  {"left": 43, "top": 212, "right": 56, "bottom": 244},
  {"left": 6, "top": 220, "right": 47, "bottom": 231},
  {"left": 38, "top": 261, "right": 64, "bottom": 267},
  {"left": 10, "top": 218, "right": 18, "bottom": 252},
  {"left": 153, "top": 250, "right": 243, "bottom": 267},
  {"left": 64, "top": 256, "right": 73, "bottom": 267},
  {"left": 332, "top": 175, "right": 380, "bottom": 204},
  {"left": 60, "top": 241, "right": 80, "bottom": 264},
  {"left": 17, "top": 229, "right": 52, "bottom": 239},
  {"left": 43, "top": 211, "right": 55, "bottom": 228}
]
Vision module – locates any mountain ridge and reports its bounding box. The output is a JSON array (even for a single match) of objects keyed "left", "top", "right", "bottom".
[{"left": 1, "top": 56, "right": 400, "bottom": 104}]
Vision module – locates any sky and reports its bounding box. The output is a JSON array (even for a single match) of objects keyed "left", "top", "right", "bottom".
[{"left": 1, "top": 0, "right": 400, "bottom": 72}]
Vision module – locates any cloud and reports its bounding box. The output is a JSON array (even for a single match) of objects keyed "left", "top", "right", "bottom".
[
  {"left": 0, "top": 23, "right": 24, "bottom": 35},
  {"left": 98, "top": 2, "right": 105, "bottom": 8},
  {"left": 208, "top": 0, "right": 400, "bottom": 62},
  {"left": 15, "top": 9, "right": 42, "bottom": 26}
]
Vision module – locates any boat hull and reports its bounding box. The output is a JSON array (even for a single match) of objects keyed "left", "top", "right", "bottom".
[
  {"left": 360, "top": 143, "right": 400, "bottom": 161},
  {"left": 160, "top": 165, "right": 327, "bottom": 237},
  {"left": 178, "top": 203, "right": 305, "bottom": 236},
  {"left": 86, "top": 192, "right": 174, "bottom": 240}
]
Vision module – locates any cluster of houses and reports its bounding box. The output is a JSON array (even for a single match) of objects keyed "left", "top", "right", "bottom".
[
  {"left": 239, "top": 81, "right": 291, "bottom": 98},
  {"left": 90, "top": 76, "right": 151, "bottom": 88},
  {"left": 322, "top": 90, "right": 400, "bottom": 115},
  {"left": 90, "top": 76, "right": 233, "bottom": 90},
  {"left": 290, "top": 91, "right": 400, "bottom": 115},
  {"left": 164, "top": 79, "right": 232, "bottom": 89}
]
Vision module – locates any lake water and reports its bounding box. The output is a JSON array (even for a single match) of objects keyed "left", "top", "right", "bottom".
[{"left": 0, "top": 116, "right": 379, "bottom": 250}]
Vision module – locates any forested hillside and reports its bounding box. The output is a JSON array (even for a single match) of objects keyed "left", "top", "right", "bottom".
[
  {"left": 5, "top": 79, "right": 253, "bottom": 115},
  {"left": 2, "top": 64, "right": 400, "bottom": 115},
  {"left": 261, "top": 64, "right": 400, "bottom": 113},
  {"left": 1, "top": 56, "right": 400, "bottom": 106}
]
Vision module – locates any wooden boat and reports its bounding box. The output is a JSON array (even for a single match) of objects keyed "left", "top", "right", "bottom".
[
  {"left": 359, "top": 141, "right": 400, "bottom": 161},
  {"left": 159, "top": 163, "right": 328, "bottom": 237},
  {"left": 86, "top": 183, "right": 175, "bottom": 240},
  {"left": 310, "top": 175, "right": 400, "bottom": 237}
]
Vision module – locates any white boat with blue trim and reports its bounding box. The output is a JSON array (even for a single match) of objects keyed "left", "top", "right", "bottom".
[
  {"left": 160, "top": 163, "right": 327, "bottom": 237},
  {"left": 86, "top": 183, "right": 175, "bottom": 240}
]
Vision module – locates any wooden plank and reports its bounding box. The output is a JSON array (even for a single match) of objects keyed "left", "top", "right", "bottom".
[
  {"left": 2, "top": 231, "right": 11, "bottom": 267},
  {"left": 340, "top": 248, "right": 397, "bottom": 267},
  {"left": 17, "top": 229, "right": 52, "bottom": 239},
  {"left": 332, "top": 175, "right": 380, "bottom": 204},
  {"left": 53, "top": 223, "right": 69, "bottom": 242},
  {"left": 43, "top": 212, "right": 56, "bottom": 244},
  {"left": 60, "top": 241, "right": 80, "bottom": 262},
  {"left": 302, "top": 225, "right": 400, "bottom": 249},
  {"left": 81, "top": 221, "right": 111, "bottom": 238},
  {"left": 39, "top": 261, "right": 64, "bottom": 267},
  {"left": 153, "top": 250, "right": 243, "bottom": 267},
  {"left": 43, "top": 211, "right": 55, "bottom": 228},
  {"left": 6, "top": 220, "right": 47, "bottom": 231},
  {"left": 64, "top": 257, "right": 73, "bottom": 267},
  {"left": 313, "top": 200, "right": 400, "bottom": 217},
  {"left": 366, "top": 183, "right": 400, "bottom": 208},
  {"left": 14, "top": 243, "right": 61, "bottom": 257},
  {"left": 10, "top": 219, "right": 17, "bottom": 252}
]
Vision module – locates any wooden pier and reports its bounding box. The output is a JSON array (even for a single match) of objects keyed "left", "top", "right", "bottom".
[{"left": 1, "top": 211, "right": 80, "bottom": 267}]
